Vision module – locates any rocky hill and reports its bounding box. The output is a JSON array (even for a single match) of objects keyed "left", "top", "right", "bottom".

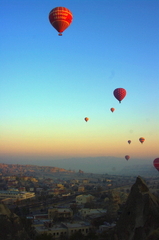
[
  {"left": 112, "top": 176, "right": 159, "bottom": 240},
  {"left": 0, "top": 204, "right": 31, "bottom": 240}
]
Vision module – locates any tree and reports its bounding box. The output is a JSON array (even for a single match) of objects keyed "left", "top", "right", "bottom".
[
  {"left": 99, "top": 229, "right": 114, "bottom": 240},
  {"left": 59, "top": 235, "right": 68, "bottom": 240},
  {"left": 20, "top": 217, "right": 35, "bottom": 239},
  {"left": 97, "top": 186, "right": 103, "bottom": 192},
  {"left": 84, "top": 231, "right": 99, "bottom": 240},
  {"left": 84, "top": 201, "right": 95, "bottom": 209},
  {"left": 146, "top": 228, "right": 159, "bottom": 240},
  {"left": 69, "top": 231, "right": 85, "bottom": 240},
  {"left": 21, "top": 206, "right": 30, "bottom": 216},
  {"left": 126, "top": 189, "right": 130, "bottom": 193},
  {"left": 35, "top": 232, "right": 55, "bottom": 240},
  {"left": 70, "top": 204, "right": 79, "bottom": 214}
]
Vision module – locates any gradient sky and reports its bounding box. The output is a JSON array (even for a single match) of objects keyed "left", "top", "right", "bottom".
[{"left": 1, "top": 0, "right": 159, "bottom": 164}]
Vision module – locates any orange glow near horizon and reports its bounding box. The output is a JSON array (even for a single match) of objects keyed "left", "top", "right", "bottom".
[
  {"left": 1, "top": 116, "right": 158, "bottom": 160},
  {"left": 1, "top": 130, "right": 158, "bottom": 160}
]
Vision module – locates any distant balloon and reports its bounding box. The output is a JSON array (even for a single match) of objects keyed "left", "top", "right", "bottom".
[
  {"left": 84, "top": 117, "right": 89, "bottom": 122},
  {"left": 128, "top": 140, "right": 131, "bottom": 144},
  {"left": 125, "top": 155, "right": 130, "bottom": 161},
  {"left": 139, "top": 137, "right": 145, "bottom": 144},
  {"left": 153, "top": 158, "right": 159, "bottom": 172},
  {"left": 110, "top": 108, "right": 115, "bottom": 112},
  {"left": 113, "top": 88, "right": 126, "bottom": 103},
  {"left": 49, "top": 7, "right": 73, "bottom": 36}
]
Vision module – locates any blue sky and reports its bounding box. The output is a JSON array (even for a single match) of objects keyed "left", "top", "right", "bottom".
[{"left": 0, "top": 0, "right": 159, "bottom": 166}]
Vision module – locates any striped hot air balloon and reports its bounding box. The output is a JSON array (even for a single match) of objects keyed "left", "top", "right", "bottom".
[{"left": 49, "top": 7, "right": 73, "bottom": 36}]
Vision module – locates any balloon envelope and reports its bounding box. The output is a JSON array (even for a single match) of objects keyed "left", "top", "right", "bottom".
[
  {"left": 139, "top": 137, "right": 145, "bottom": 144},
  {"left": 84, "top": 117, "right": 89, "bottom": 122},
  {"left": 125, "top": 155, "right": 130, "bottom": 161},
  {"left": 110, "top": 108, "right": 115, "bottom": 112},
  {"left": 113, "top": 88, "right": 126, "bottom": 103},
  {"left": 153, "top": 158, "right": 159, "bottom": 172},
  {"left": 128, "top": 140, "right": 131, "bottom": 144},
  {"left": 49, "top": 7, "right": 73, "bottom": 35}
]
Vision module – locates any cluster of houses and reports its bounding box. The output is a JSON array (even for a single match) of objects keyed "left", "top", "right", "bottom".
[
  {"left": 0, "top": 173, "right": 117, "bottom": 238},
  {"left": 29, "top": 196, "right": 111, "bottom": 239},
  {"left": 0, "top": 173, "right": 105, "bottom": 202},
  {"left": 0, "top": 167, "right": 150, "bottom": 239}
]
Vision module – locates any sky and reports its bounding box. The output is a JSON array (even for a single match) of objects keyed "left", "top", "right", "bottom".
[{"left": 0, "top": 0, "right": 159, "bottom": 170}]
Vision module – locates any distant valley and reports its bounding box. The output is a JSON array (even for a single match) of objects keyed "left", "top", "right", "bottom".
[{"left": 0, "top": 155, "right": 157, "bottom": 176}]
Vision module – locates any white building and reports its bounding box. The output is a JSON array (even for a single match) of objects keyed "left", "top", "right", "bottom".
[
  {"left": 0, "top": 190, "right": 35, "bottom": 202},
  {"left": 34, "top": 220, "right": 92, "bottom": 239},
  {"left": 78, "top": 208, "right": 107, "bottom": 218}
]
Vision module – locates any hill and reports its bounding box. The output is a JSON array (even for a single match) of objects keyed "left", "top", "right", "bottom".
[
  {"left": 0, "top": 204, "right": 30, "bottom": 240},
  {"left": 113, "top": 176, "right": 159, "bottom": 240}
]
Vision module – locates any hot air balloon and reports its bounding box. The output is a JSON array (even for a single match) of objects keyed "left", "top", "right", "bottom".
[
  {"left": 153, "top": 158, "right": 159, "bottom": 172},
  {"left": 125, "top": 155, "right": 130, "bottom": 161},
  {"left": 84, "top": 117, "right": 89, "bottom": 122},
  {"left": 113, "top": 88, "right": 126, "bottom": 103},
  {"left": 139, "top": 137, "right": 145, "bottom": 144},
  {"left": 110, "top": 108, "right": 115, "bottom": 112},
  {"left": 49, "top": 7, "right": 73, "bottom": 36},
  {"left": 128, "top": 140, "right": 131, "bottom": 144}
]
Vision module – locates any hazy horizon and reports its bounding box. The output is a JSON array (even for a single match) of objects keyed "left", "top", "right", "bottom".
[{"left": 0, "top": 154, "right": 156, "bottom": 176}]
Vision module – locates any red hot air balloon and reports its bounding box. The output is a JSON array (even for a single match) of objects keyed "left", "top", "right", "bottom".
[
  {"left": 128, "top": 140, "right": 131, "bottom": 144},
  {"left": 125, "top": 155, "right": 130, "bottom": 161},
  {"left": 113, "top": 88, "right": 126, "bottom": 103},
  {"left": 139, "top": 137, "right": 145, "bottom": 144},
  {"left": 110, "top": 108, "right": 115, "bottom": 112},
  {"left": 84, "top": 117, "right": 89, "bottom": 122},
  {"left": 49, "top": 7, "right": 73, "bottom": 36},
  {"left": 153, "top": 158, "right": 159, "bottom": 172}
]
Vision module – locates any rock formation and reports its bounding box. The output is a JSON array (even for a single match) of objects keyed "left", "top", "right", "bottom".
[
  {"left": 113, "top": 176, "right": 159, "bottom": 240},
  {"left": 0, "top": 204, "right": 30, "bottom": 240},
  {"left": 106, "top": 190, "right": 128, "bottom": 220}
]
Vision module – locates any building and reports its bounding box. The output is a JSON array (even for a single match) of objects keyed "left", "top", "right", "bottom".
[
  {"left": 18, "top": 187, "right": 26, "bottom": 192},
  {"left": 0, "top": 190, "right": 35, "bottom": 202},
  {"left": 34, "top": 220, "right": 92, "bottom": 239},
  {"left": 78, "top": 208, "right": 107, "bottom": 218},
  {"left": 57, "top": 184, "right": 64, "bottom": 189},
  {"left": 62, "top": 222, "right": 92, "bottom": 238},
  {"left": 34, "top": 221, "right": 67, "bottom": 239},
  {"left": 70, "top": 179, "right": 79, "bottom": 184},
  {"left": 82, "top": 179, "right": 89, "bottom": 184},
  {"left": 48, "top": 208, "right": 73, "bottom": 220},
  {"left": 76, "top": 194, "right": 94, "bottom": 204},
  {"left": 78, "top": 185, "right": 85, "bottom": 192},
  {"left": 20, "top": 176, "right": 38, "bottom": 182}
]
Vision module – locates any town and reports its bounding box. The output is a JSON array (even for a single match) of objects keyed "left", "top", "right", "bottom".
[{"left": 0, "top": 163, "right": 159, "bottom": 239}]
